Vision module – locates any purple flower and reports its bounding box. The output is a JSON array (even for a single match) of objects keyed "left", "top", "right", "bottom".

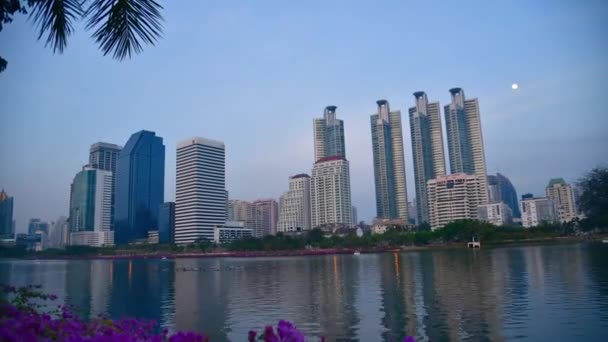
[
  {"left": 264, "top": 325, "right": 279, "bottom": 342},
  {"left": 404, "top": 337, "right": 416, "bottom": 342},
  {"left": 248, "top": 330, "right": 257, "bottom": 342}
]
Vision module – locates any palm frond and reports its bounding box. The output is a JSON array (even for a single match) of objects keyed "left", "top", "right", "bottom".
[
  {"left": 27, "top": 0, "right": 84, "bottom": 53},
  {"left": 85, "top": 0, "right": 163, "bottom": 60},
  {"left": 0, "top": 55, "right": 7, "bottom": 73}
]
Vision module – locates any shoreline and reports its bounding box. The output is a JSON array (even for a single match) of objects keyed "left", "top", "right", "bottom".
[{"left": 13, "top": 235, "right": 603, "bottom": 261}]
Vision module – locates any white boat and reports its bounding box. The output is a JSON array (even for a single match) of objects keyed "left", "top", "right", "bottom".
[
  {"left": 602, "top": 239, "right": 608, "bottom": 244},
  {"left": 353, "top": 251, "right": 361, "bottom": 256},
  {"left": 161, "top": 256, "right": 167, "bottom": 260},
  {"left": 467, "top": 237, "right": 481, "bottom": 249}
]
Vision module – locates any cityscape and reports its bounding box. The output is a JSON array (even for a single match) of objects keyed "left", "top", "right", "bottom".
[
  {"left": 0, "top": 1, "right": 606, "bottom": 341},
  {"left": 0, "top": 88, "right": 584, "bottom": 250}
]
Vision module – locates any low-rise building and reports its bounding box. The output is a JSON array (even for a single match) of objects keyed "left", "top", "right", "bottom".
[
  {"left": 70, "top": 231, "right": 114, "bottom": 247},
  {"left": 214, "top": 221, "right": 253, "bottom": 244},
  {"left": 478, "top": 202, "right": 513, "bottom": 226},
  {"left": 147, "top": 230, "right": 159, "bottom": 244},
  {"left": 519, "top": 194, "right": 558, "bottom": 228},
  {"left": 427, "top": 173, "right": 486, "bottom": 229}
]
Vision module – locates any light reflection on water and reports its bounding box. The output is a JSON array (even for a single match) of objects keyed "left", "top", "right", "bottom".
[{"left": 1, "top": 243, "right": 608, "bottom": 341}]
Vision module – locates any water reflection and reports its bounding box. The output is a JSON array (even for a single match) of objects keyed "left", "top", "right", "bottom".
[{"left": 1, "top": 243, "right": 607, "bottom": 341}]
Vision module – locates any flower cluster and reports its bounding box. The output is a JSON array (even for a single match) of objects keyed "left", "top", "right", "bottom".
[{"left": 1, "top": 285, "right": 415, "bottom": 341}]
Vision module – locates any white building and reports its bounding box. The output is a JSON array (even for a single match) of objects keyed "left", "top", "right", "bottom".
[
  {"left": 478, "top": 202, "right": 513, "bottom": 226},
  {"left": 70, "top": 231, "right": 114, "bottom": 247},
  {"left": 277, "top": 174, "right": 311, "bottom": 233},
  {"left": 311, "top": 156, "right": 352, "bottom": 228},
  {"left": 48, "top": 216, "right": 69, "bottom": 249},
  {"left": 427, "top": 173, "right": 486, "bottom": 229},
  {"left": 175, "top": 137, "right": 226, "bottom": 245},
  {"left": 545, "top": 178, "right": 578, "bottom": 223},
  {"left": 520, "top": 196, "right": 558, "bottom": 228},
  {"left": 214, "top": 221, "right": 253, "bottom": 244}
]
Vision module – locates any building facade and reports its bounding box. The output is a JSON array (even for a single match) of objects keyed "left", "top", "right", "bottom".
[
  {"left": 520, "top": 195, "right": 558, "bottom": 228},
  {"left": 427, "top": 173, "right": 486, "bottom": 229},
  {"left": 114, "top": 130, "right": 165, "bottom": 244},
  {"left": 28, "top": 218, "right": 49, "bottom": 235},
  {"left": 0, "top": 190, "right": 14, "bottom": 238},
  {"left": 545, "top": 178, "right": 577, "bottom": 223},
  {"left": 313, "top": 106, "right": 346, "bottom": 162},
  {"left": 175, "top": 137, "right": 226, "bottom": 245},
  {"left": 487, "top": 173, "right": 521, "bottom": 217},
  {"left": 214, "top": 221, "right": 253, "bottom": 244},
  {"left": 444, "top": 88, "right": 488, "bottom": 203},
  {"left": 253, "top": 199, "right": 279, "bottom": 237},
  {"left": 370, "top": 99, "right": 409, "bottom": 221},
  {"left": 311, "top": 156, "right": 352, "bottom": 228},
  {"left": 69, "top": 167, "right": 114, "bottom": 246},
  {"left": 351, "top": 206, "right": 358, "bottom": 226},
  {"left": 89, "top": 142, "right": 122, "bottom": 230},
  {"left": 158, "top": 202, "right": 175, "bottom": 244},
  {"left": 48, "top": 216, "right": 69, "bottom": 249},
  {"left": 277, "top": 174, "right": 311, "bottom": 233},
  {"left": 409, "top": 92, "right": 447, "bottom": 224},
  {"left": 478, "top": 202, "right": 513, "bottom": 226}
]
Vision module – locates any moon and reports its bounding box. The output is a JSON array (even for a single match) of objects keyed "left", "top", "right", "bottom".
[{"left": 511, "top": 83, "right": 519, "bottom": 90}]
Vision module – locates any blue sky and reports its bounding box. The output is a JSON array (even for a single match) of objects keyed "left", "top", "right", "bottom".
[{"left": 1, "top": 0, "right": 607, "bottom": 230}]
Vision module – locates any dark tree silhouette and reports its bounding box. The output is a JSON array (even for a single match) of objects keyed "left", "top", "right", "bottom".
[
  {"left": 0, "top": 0, "right": 164, "bottom": 73},
  {"left": 577, "top": 167, "right": 608, "bottom": 229}
]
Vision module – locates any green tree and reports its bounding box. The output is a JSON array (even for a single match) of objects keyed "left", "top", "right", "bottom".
[
  {"left": 577, "top": 167, "right": 608, "bottom": 230},
  {"left": 1, "top": 0, "right": 164, "bottom": 73}
]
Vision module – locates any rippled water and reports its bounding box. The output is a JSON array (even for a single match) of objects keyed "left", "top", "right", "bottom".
[{"left": 1, "top": 243, "right": 608, "bottom": 341}]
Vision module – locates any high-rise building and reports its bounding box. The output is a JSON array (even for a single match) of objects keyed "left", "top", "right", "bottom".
[
  {"left": 545, "top": 178, "right": 577, "bottom": 222},
  {"left": 89, "top": 142, "right": 122, "bottom": 173},
  {"left": 28, "top": 218, "right": 49, "bottom": 235},
  {"left": 313, "top": 106, "right": 346, "bottom": 162},
  {"left": 427, "top": 173, "right": 486, "bottom": 229},
  {"left": 370, "top": 99, "right": 409, "bottom": 221},
  {"left": 88, "top": 142, "right": 122, "bottom": 229},
  {"left": 351, "top": 206, "right": 358, "bottom": 226},
  {"left": 0, "top": 190, "right": 14, "bottom": 238},
  {"left": 444, "top": 88, "right": 488, "bottom": 203},
  {"left": 69, "top": 167, "right": 114, "bottom": 246},
  {"left": 478, "top": 202, "right": 513, "bottom": 226},
  {"left": 487, "top": 173, "right": 521, "bottom": 218},
  {"left": 409, "top": 92, "right": 446, "bottom": 224},
  {"left": 311, "top": 156, "right": 352, "bottom": 228},
  {"left": 114, "top": 130, "right": 165, "bottom": 245},
  {"left": 277, "top": 174, "right": 311, "bottom": 233},
  {"left": 520, "top": 195, "right": 558, "bottom": 228},
  {"left": 229, "top": 200, "right": 255, "bottom": 227},
  {"left": 48, "top": 216, "right": 69, "bottom": 249},
  {"left": 174, "top": 137, "right": 226, "bottom": 244},
  {"left": 253, "top": 199, "right": 279, "bottom": 237},
  {"left": 158, "top": 202, "right": 175, "bottom": 244}
]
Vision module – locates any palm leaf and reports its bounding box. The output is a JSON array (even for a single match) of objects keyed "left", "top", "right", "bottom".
[
  {"left": 27, "top": 0, "right": 84, "bottom": 53},
  {"left": 85, "top": 0, "right": 163, "bottom": 60}
]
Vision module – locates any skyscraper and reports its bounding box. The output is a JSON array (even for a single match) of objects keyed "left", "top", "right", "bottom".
[
  {"left": 174, "top": 137, "right": 225, "bottom": 244},
  {"left": 89, "top": 142, "right": 122, "bottom": 229},
  {"left": 427, "top": 173, "right": 486, "bottom": 229},
  {"left": 277, "top": 174, "right": 311, "bottom": 233},
  {"left": 114, "top": 130, "right": 165, "bottom": 245},
  {"left": 409, "top": 92, "right": 446, "bottom": 224},
  {"left": 69, "top": 167, "right": 114, "bottom": 246},
  {"left": 158, "top": 202, "right": 175, "bottom": 244},
  {"left": 370, "top": 100, "right": 409, "bottom": 221},
  {"left": 444, "top": 88, "right": 488, "bottom": 202},
  {"left": 487, "top": 173, "right": 521, "bottom": 217},
  {"left": 545, "top": 178, "right": 577, "bottom": 222},
  {"left": 351, "top": 206, "right": 358, "bottom": 226},
  {"left": 311, "top": 156, "right": 352, "bottom": 228},
  {"left": 253, "top": 199, "right": 279, "bottom": 237},
  {"left": 313, "top": 106, "right": 346, "bottom": 162},
  {"left": 0, "top": 190, "right": 14, "bottom": 238}
]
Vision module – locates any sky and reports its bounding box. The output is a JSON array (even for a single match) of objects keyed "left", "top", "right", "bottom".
[{"left": 1, "top": 0, "right": 607, "bottom": 231}]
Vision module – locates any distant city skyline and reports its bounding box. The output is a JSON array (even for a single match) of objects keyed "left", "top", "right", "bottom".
[{"left": 1, "top": 1, "right": 606, "bottom": 230}]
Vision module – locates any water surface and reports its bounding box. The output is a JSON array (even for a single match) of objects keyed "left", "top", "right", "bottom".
[{"left": 1, "top": 243, "right": 607, "bottom": 341}]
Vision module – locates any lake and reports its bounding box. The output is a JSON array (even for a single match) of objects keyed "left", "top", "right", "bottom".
[{"left": 1, "top": 243, "right": 608, "bottom": 341}]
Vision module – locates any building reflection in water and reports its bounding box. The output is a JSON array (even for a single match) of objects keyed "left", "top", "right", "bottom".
[{"left": 0, "top": 243, "right": 605, "bottom": 341}]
